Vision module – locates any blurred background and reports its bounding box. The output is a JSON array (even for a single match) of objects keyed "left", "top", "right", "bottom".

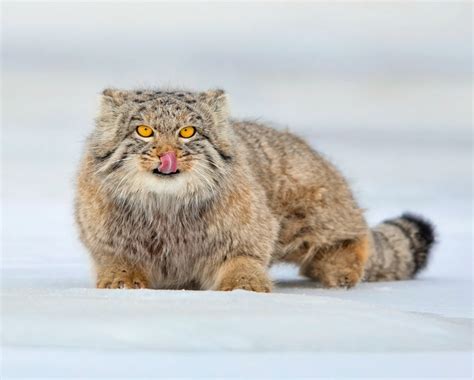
[{"left": 2, "top": 2, "right": 472, "bottom": 284}]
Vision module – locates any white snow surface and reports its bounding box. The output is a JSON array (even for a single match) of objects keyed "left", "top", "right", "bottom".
[{"left": 2, "top": 2, "right": 473, "bottom": 379}]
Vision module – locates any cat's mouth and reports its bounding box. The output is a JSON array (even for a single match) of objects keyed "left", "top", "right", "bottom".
[{"left": 152, "top": 168, "right": 180, "bottom": 177}]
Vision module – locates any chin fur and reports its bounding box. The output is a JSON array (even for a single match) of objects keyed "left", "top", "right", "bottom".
[{"left": 99, "top": 160, "right": 223, "bottom": 211}]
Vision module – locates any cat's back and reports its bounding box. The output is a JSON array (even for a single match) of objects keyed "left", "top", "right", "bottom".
[
  {"left": 231, "top": 120, "right": 339, "bottom": 185},
  {"left": 230, "top": 120, "right": 355, "bottom": 214}
]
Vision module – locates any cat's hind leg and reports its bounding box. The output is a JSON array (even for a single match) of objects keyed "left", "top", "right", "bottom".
[{"left": 300, "top": 235, "right": 370, "bottom": 288}]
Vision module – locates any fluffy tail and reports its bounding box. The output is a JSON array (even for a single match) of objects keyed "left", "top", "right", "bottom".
[{"left": 364, "top": 213, "right": 436, "bottom": 281}]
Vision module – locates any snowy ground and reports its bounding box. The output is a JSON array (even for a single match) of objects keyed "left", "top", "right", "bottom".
[{"left": 2, "top": 2, "right": 472, "bottom": 379}]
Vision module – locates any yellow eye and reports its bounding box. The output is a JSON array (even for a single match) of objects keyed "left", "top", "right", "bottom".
[
  {"left": 179, "top": 126, "right": 196, "bottom": 139},
  {"left": 136, "top": 125, "right": 154, "bottom": 138}
]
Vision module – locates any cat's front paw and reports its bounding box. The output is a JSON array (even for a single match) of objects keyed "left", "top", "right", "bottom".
[
  {"left": 215, "top": 257, "right": 272, "bottom": 293},
  {"left": 96, "top": 267, "right": 149, "bottom": 289},
  {"left": 218, "top": 272, "right": 272, "bottom": 292}
]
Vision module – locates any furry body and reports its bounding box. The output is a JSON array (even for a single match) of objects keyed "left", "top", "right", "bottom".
[{"left": 75, "top": 89, "right": 435, "bottom": 291}]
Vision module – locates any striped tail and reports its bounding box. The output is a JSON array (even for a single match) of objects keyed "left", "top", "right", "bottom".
[{"left": 364, "top": 213, "right": 436, "bottom": 282}]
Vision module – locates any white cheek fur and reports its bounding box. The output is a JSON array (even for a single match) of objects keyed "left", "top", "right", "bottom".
[{"left": 107, "top": 158, "right": 218, "bottom": 206}]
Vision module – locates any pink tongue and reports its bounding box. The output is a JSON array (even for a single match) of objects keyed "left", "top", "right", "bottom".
[{"left": 159, "top": 152, "right": 178, "bottom": 174}]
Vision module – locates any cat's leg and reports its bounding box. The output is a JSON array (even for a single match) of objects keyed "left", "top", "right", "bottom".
[
  {"left": 300, "top": 234, "right": 370, "bottom": 288},
  {"left": 212, "top": 256, "right": 272, "bottom": 292},
  {"left": 94, "top": 255, "right": 150, "bottom": 289}
]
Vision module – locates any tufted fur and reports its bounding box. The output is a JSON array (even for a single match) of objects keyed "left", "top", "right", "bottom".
[{"left": 75, "top": 88, "right": 436, "bottom": 291}]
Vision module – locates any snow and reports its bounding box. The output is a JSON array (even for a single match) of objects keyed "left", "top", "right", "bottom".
[
  {"left": 2, "top": 289, "right": 472, "bottom": 378},
  {"left": 2, "top": 2, "right": 472, "bottom": 379}
]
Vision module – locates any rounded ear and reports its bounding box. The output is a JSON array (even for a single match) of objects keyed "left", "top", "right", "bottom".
[
  {"left": 199, "top": 89, "right": 230, "bottom": 121},
  {"left": 101, "top": 88, "right": 129, "bottom": 107}
]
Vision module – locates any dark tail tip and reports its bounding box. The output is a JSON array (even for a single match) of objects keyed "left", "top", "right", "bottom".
[{"left": 400, "top": 213, "right": 436, "bottom": 274}]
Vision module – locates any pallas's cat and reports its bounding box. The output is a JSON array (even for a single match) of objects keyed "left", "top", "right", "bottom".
[{"left": 75, "top": 89, "right": 435, "bottom": 291}]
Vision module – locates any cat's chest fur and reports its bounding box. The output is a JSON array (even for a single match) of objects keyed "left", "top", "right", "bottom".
[
  {"left": 103, "top": 199, "right": 230, "bottom": 287},
  {"left": 108, "top": 202, "right": 215, "bottom": 257}
]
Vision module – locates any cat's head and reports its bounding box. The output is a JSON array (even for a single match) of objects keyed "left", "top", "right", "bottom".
[{"left": 89, "top": 88, "right": 235, "bottom": 204}]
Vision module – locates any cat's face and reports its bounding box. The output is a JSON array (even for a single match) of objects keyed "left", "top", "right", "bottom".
[{"left": 89, "top": 89, "right": 234, "bottom": 203}]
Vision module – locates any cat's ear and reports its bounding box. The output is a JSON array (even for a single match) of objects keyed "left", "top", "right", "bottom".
[
  {"left": 101, "top": 88, "right": 128, "bottom": 107},
  {"left": 93, "top": 89, "right": 128, "bottom": 156},
  {"left": 199, "top": 89, "right": 230, "bottom": 121}
]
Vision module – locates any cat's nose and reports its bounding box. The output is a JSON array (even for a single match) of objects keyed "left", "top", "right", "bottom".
[{"left": 158, "top": 151, "right": 178, "bottom": 174}]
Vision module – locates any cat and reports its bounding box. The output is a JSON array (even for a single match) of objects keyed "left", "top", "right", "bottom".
[{"left": 75, "top": 88, "right": 435, "bottom": 291}]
